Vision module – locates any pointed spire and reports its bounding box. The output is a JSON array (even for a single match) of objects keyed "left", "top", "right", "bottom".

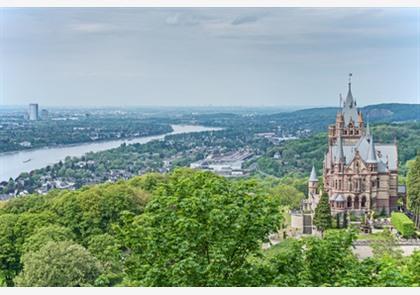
[
  {"left": 336, "top": 135, "right": 345, "bottom": 163},
  {"left": 309, "top": 166, "right": 318, "bottom": 182},
  {"left": 366, "top": 135, "right": 378, "bottom": 163},
  {"left": 345, "top": 73, "right": 354, "bottom": 108},
  {"left": 366, "top": 122, "right": 371, "bottom": 137}
]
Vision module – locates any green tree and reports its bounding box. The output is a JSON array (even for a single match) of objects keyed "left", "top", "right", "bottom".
[
  {"left": 407, "top": 155, "right": 420, "bottom": 228},
  {"left": 371, "top": 228, "right": 403, "bottom": 259},
  {"left": 406, "top": 250, "right": 420, "bottom": 285},
  {"left": 0, "top": 214, "right": 20, "bottom": 286},
  {"left": 15, "top": 241, "right": 101, "bottom": 287},
  {"left": 303, "top": 229, "right": 357, "bottom": 286},
  {"left": 121, "top": 168, "right": 282, "bottom": 286},
  {"left": 269, "top": 184, "right": 305, "bottom": 210},
  {"left": 87, "top": 234, "right": 123, "bottom": 286},
  {"left": 21, "top": 225, "right": 75, "bottom": 254},
  {"left": 313, "top": 192, "right": 332, "bottom": 235}
]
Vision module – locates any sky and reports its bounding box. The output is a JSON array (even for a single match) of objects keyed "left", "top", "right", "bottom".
[{"left": 0, "top": 8, "right": 419, "bottom": 107}]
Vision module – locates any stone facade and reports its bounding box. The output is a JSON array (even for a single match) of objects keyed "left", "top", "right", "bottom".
[{"left": 305, "top": 75, "right": 399, "bottom": 217}]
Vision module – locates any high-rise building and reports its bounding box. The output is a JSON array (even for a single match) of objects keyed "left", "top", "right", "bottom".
[
  {"left": 40, "top": 109, "right": 49, "bottom": 119},
  {"left": 28, "top": 103, "right": 39, "bottom": 121}
]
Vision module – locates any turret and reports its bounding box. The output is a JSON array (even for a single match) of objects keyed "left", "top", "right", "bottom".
[
  {"left": 366, "top": 134, "right": 378, "bottom": 172},
  {"left": 308, "top": 166, "right": 318, "bottom": 196},
  {"left": 357, "top": 111, "right": 364, "bottom": 128}
]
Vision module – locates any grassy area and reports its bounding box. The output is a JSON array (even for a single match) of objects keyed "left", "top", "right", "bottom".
[
  {"left": 357, "top": 232, "right": 386, "bottom": 241},
  {"left": 264, "top": 239, "right": 297, "bottom": 258}
]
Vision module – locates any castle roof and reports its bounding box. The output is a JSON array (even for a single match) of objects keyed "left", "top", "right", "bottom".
[
  {"left": 366, "top": 135, "right": 378, "bottom": 163},
  {"left": 336, "top": 135, "right": 345, "bottom": 163},
  {"left": 341, "top": 77, "right": 360, "bottom": 127},
  {"left": 309, "top": 166, "right": 318, "bottom": 182},
  {"left": 335, "top": 194, "right": 345, "bottom": 202},
  {"left": 327, "top": 134, "right": 397, "bottom": 172}
]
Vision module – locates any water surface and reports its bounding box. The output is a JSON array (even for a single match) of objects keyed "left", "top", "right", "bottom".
[{"left": 0, "top": 125, "right": 221, "bottom": 181}]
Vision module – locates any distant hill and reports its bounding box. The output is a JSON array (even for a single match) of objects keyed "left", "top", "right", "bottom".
[{"left": 265, "top": 103, "right": 420, "bottom": 133}]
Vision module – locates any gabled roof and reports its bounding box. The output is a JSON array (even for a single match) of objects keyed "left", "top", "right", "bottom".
[
  {"left": 327, "top": 134, "right": 398, "bottom": 172},
  {"left": 336, "top": 194, "right": 345, "bottom": 202}
]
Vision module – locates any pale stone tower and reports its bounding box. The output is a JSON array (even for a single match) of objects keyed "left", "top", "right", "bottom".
[{"left": 308, "top": 165, "right": 318, "bottom": 196}]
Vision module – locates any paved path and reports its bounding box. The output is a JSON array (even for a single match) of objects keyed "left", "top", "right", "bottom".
[{"left": 353, "top": 245, "right": 420, "bottom": 259}]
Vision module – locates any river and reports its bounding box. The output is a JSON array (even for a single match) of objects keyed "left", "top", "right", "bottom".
[{"left": 0, "top": 125, "right": 221, "bottom": 181}]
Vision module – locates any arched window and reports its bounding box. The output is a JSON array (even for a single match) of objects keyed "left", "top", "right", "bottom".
[
  {"left": 347, "top": 196, "right": 352, "bottom": 208},
  {"left": 354, "top": 196, "right": 360, "bottom": 209},
  {"left": 361, "top": 196, "right": 367, "bottom": 208}
]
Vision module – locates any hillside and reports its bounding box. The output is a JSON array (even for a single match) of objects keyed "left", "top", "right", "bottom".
[{"left": 1, "top": 168, "right": 419, "bottom": 287}]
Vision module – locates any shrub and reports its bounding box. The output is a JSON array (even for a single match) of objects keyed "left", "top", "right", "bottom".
[{"left": 391, "top": 212, "right": 415, "bottom": 238}]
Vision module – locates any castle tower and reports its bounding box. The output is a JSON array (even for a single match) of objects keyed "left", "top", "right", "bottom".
[
  {"left": 328, "top": 74, "right": 365, "bottom": 146},
  {"left": 308, "top": 166, "right": 318, "bottom": 196}
]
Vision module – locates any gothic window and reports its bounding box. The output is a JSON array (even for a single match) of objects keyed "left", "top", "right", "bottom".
[
  {"left": 354, "top": 196, "right": 360, "bottom": 209},
  {"left": 361, "top": 196, "right": 367, "bottom": 208},
  {"left": 349, "top": 181, "right": 352, "bottom": 191},
  {"left": 347, "top": 196, "right": 352, "bottom": 208}
]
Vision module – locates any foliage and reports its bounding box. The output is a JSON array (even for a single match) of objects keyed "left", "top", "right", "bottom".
[
  {"left": 407, "top": 154, "right": 420, "bottom": 228},
  {"left": 87, "top": 234, "right": 124, "bottom": 286},
  {"left": 313, "top": 192, "right": 332, "bottom": 234},
  {"left": 391, "top": 212, "right": 415, "bottom": 238},
  {"left": 370, "top": 228, "right": 403, "bottom": 259},
  {"left": 269, "top": 184, "right": 305, "bottom": 210},
  {"left": 120, "top": 168, "right": 283, "bottom": 286},
  {"left": 0, "top": 214, "right": 20, "bottom": 286},
  {"left": 22, "top": 225, "right": 75, "bottom": 254},
  {"left": 1, "top": 169, "right": 420, "bottom": 286},
  {"left": 15, "top": 241, "right": 101, "bottom": 287}
]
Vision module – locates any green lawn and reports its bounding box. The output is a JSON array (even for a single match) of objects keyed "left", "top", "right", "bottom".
[
  {"left": 356, "top": 232, "right": 386, "bottom": 241},
  {"left": 264, "top": 239, "right": 297, "bottom": 257}
]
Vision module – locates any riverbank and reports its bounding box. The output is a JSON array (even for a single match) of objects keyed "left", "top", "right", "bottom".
[{"left": 0, "top": 124, "right": 222, "bottom": 182}]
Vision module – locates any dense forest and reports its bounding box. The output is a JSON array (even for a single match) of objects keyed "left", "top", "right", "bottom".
[{"left": 1, "top": 168, "right": 419, "bottom": 287}]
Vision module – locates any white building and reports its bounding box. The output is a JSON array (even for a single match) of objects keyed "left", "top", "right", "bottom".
[{"left": 29, "top": 103, "right": 39, "bottom": 121}]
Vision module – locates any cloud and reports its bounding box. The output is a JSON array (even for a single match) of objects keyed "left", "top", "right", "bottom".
[
  {"left": 68, "top": 23, "right": 116, "bottom": 33},
  {"left": 164, "top": 13, "right": 203, "bottom": 26},
  {"left": 231, "top": 15, "right": 261, "bottom": 26}
]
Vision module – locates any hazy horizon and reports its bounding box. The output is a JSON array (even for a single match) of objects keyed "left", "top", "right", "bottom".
[{"left": 1, "top": 8, "right": 419, "bottom": 107}]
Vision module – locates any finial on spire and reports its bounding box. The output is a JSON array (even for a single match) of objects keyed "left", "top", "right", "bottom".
[
  {"left": 348, "top": 73, "right": 352, "bottom": 84},
  {"left": 339, "top": 93, "right": 343, "bottom": 108}
]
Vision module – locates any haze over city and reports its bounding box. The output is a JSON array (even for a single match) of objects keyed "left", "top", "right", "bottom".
[{"left": 1, "top": 7, "right": 419, "bottom": 107}]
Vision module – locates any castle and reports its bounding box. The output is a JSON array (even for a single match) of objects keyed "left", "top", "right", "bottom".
[{"left": 303, "top": 75, "right": 399, "bottom": 224}]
